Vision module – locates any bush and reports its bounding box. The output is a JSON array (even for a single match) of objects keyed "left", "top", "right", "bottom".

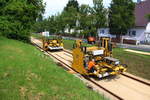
[
  {"left": 0, "top": 16, "right": 30, "bottom": 43},
  {"left": 146, "top": 14, "right": 150, "bottom": 21},
  {"left": 0, "top": 0, "right": 44, "bottom": 43},
  {"left": 6, "top": 33, "right": 30, "bottom": 43}
]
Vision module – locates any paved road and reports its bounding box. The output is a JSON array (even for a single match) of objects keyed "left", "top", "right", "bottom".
[{"left": 117, "top": 44, "right": 150, "bottom": 52}]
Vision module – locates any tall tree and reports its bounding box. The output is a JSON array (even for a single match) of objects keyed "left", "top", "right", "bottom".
[
  {"left": 64, "top": 0, "right": 79, "bottom": 11},
  {"left": 63, "top": 5, "right": 79, "bottom": 33},
  {"left": 0, "top": 0, "right": 45, "bottom": 42},
  {"left": 109, "top": 0, "right": 135, "bottom": 37},
  {"left": 146, "top": 14, "right": 150, "bottom": 21},
  {"left": 79, "top": 4, "right": 94, "bottom": 38},
  {"left": 92, "top": 0, "right": 107, "bottom": 29},
  {"left": 62, "top": 0, "right": 79, "bottom": 34}
]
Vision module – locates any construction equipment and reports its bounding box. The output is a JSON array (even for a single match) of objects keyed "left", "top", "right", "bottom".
[
  {"left": 42, "top": 36, "right": 63, "bottom": 51},
  {"left": 72, "top": 37, "right": 127, "bottom": 78},
  {"left": 87, "top": 36, "right": 96, "bottom": 44}
]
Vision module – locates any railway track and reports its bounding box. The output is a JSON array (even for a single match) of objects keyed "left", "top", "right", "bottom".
[{"left": 31, "top": 37, "right": 150, "bottom": 100}]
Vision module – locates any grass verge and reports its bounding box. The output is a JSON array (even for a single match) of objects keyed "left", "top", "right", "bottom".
[
  {"left": 31, "top": 33, "right": 43, "bottom": 39},
  {"left": 0, "top": 37, "right": 106, "bottom": 100},
  {"left": 113, "top": 48, "right": 150, "bottom": 80},
  {"left": 63, "top": 39, "right": 75, "bottom": 50}
]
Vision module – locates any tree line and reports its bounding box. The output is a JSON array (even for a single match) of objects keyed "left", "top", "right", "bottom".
[
  {"left": 33, "top": 0, "right": 135, "bottom": 39},
  {"left": 0, "top": 0, "right": 137, "bottom": 42},
  {"left": 0, "top": 0, "right": 45, "bottom": 42}
]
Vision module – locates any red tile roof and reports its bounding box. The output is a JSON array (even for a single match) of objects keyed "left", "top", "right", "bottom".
[{"left": 135, "top": 0, "right": 150, "bottom": 27}]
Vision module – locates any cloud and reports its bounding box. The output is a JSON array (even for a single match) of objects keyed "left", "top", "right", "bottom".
[
  {"left": 103, "top": 0, "right": 111, "bottom": 7},
  {"left": 43, "top": 0, "right": 68, "bottom": 17}
]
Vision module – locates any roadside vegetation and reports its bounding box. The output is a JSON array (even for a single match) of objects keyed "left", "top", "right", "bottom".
[
  {"left": 0, "top": 37, "right": 107, "bottom": 100},
  {"left": 33, "top": 0, "right": 135, "bottom": 40},
  {"left": 113, "top": 48, "right": 150, "bottom": 80},
  {"left": 0, "top": 0, "right": 44, "bottom": 42},
  {"left": 31, "top": 33, "right": 43, "bottom": 39},
  {"left": 63, "top": 39, "right": 75, "bottom": 50}
]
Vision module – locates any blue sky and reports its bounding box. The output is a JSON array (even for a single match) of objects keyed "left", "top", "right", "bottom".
[{"left": 43, "top": 0, "right": 137, "bottom": 18}]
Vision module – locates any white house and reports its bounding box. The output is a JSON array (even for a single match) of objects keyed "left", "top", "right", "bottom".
[
  {"left": 98, "top": 0, "right": 150, "bottom": 45},
  {"left": 98, "top": 28, "right": 117, "bottom": 38},
  {"left": 98, "top": 23, "right": 150, "bottom": 45},
  {"left": 41, "top": 31, "right": 49, "bottom": 37},
  {"left": 145, "top": 22, "right": 150, "bottom": 42},
  {"left": 123, "top": 0, "right": 150, "bottom": 44}
]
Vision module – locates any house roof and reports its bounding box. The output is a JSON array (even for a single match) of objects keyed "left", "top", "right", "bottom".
[{"left": 135, "top": 0, "right": 150, "bottom": 27}]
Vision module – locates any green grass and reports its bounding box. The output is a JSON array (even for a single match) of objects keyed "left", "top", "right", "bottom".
[
  {"left": 63, "top": 39, "right": 95, "bottom": 50},
  {"left": 113, "top": 48, "right": 150, "bottom": 80},
  {"left": 63, "top": 39, "right": 75, "bottom": 50},
  {"left": 31, "top": 33, "right": 43, "bottom": 39},
  {"left": 0, "top": 37, "right": 107, "bottom": 100},
  {"left": 31, "top": 33, "right": 58, "bottom": 40}
]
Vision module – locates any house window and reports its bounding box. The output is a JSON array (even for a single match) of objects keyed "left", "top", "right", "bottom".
[
  {"left": 129, "top": 31, "right": 131, "bottom": 36},
  {"left": 132, "top": 31, "right": 136, "bottom": 36},
  {"left": 146, "top": 34, "right": 150, "bottom": 38},
  {"left": 101, "top": 30, "right": 105, "bottom": 34}
]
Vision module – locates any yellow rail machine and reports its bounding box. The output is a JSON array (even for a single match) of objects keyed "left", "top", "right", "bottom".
[
  {"left": 72, "top": 37, "right": 127, "bottom": 78},
  {"left": 42, "top": 36, "right": 63, "bottom": 51}
]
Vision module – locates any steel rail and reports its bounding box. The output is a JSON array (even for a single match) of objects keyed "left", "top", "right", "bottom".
[{"left": 121, "top": 74, "right": 150, "bottom": 86}]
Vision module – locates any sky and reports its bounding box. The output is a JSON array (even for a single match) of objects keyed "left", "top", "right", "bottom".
[{"left": 43, "top": 0, "right": 137, "bottom": 18}]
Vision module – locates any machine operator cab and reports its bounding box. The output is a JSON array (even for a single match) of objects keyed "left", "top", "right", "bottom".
[{"left": 104, "top": 57, "right": 120, "bottom": 66}]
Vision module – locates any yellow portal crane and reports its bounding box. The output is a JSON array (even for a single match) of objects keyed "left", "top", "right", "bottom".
[{"left": 72, "top": 37, "right": 127, "bottom": 78}]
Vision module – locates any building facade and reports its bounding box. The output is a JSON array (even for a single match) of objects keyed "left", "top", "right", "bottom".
[{"left": 98, "top": 0, "right": 150, "bottom": 45}]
